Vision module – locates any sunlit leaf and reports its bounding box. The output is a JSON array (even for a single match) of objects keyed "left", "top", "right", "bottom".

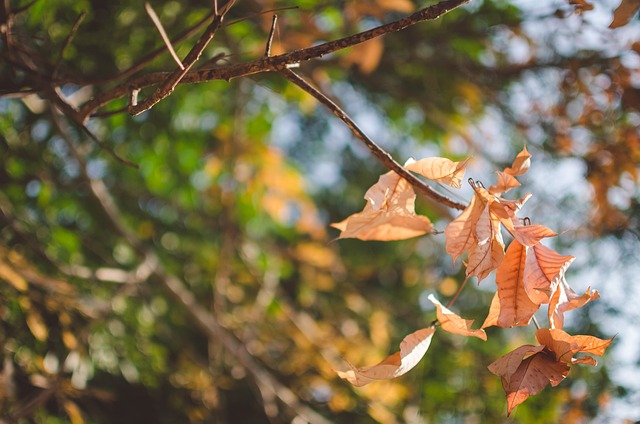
[{"left": 337, "top": 327, "right": 435, "bottom": 386}]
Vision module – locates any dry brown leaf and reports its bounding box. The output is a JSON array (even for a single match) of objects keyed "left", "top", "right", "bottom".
[
  {"left": 572, "top": 334, "right": 614, "bottom": 356},
  {"left": 610, "top": 0, "right": 640, "bottom": 28},
  {"left": 336, "top": 327, "right": 435, "bottom": 386},
  {"left": 503, "top": 353, "right": 570, "bottom": 415},
  {"left": 490, "top": 328, "right": 612, "bottom": 414},
  {"left": 466, "top": 205, "right": 505, "bottom": 282},
  {"left": 535, "top": 328, "right": 612, "bottom": 364},
  {"left": 332, "top": 168, "right": 432, "bottom": 240},
  {"left": 406, "top": 157, "right": 469, "bottom": 188},
  {"left": 513, "top": 224, "right": 558, "bottom": 247},
  {"left": 488, "top": 344, "right": 569, "bottom": 415},
  {"left": 548, "top": 277, "right": 599, "bottom": 329},
  {"left": 427, "top": 294, "right": 487, "bottom": 340},
  {"left": 504, "top": 146, "right": 532, "bottom": 177},
  {"left": 445, "top": 194, "right": 484, "bottom": 263},
  {"left": 489, "top": 171, "right": 521, "bottom": 195}
]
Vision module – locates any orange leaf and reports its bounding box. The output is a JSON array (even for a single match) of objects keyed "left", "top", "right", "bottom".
[
  {"left": 610, "top": 0, "right": 640, "bottom": 28},
  {"left": 336, "top": 327, "right": 436, "bottom": 386},
  {"left": 523, "top": 244, "right": 574, "bottom": 305},
  {"left": 572, "top": 334, "right": 614, "bottom": 357},
  {"left": 548, "top": 277, "right": 599, "bottom": 329},
  {"left": 406, "top": 157, "right": 469, "bottom": 188},
  {"left": 535, "top": 328, "right": 611, "bottom": 365},
  {"left": 504, "top": 146, "right": 532, "bottom": 177},
  {"left": 427, "top": 294, "right": 487, "bottom": 340},
  {"left": 492, "top": 240, "right": 539, "bottom": 327},
  {"left": 535, "top": 328, "right": 581, "bottom": 363}
]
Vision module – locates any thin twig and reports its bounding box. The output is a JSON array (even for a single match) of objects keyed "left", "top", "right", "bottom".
[
  {"left": 144, "top": 3, "right": 184, "bottom": 70},
  {"left": 279, "top": 67, "right": 466, "bottom": 210},
  {"left": 446, "top": 276, "right": 469, "bottom": 308},
  {"left": 128, "top": 0, "right": 236, "bottom": 116},
  {"left": 531, "top": 315, "right": 541, "bottom": 330},
  {"left": 52, "top": 11, "right": 86, "bottom": 80},
  {"left": 79, "top": 0, "right": 470, "bottom": 121},
  {"left": 264, "top": 15, "right": 277, "bottom": 57}
]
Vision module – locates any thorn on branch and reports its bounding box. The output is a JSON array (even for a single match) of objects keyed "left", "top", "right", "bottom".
[
  {"left": 128, "top": 0, "right": 236, "bottom": 116},
  {"left": 145, "top": 2, "right": 184, "bottom": 70},
  {"left": 264, "top": 14, "right": 278, "bottom": 58}
]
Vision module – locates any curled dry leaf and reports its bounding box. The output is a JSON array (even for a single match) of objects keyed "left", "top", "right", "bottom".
[
  {"left": 427, "top": 294, "right": 487, "bottom": 340},
  {"left": 331, "top": 168, "right": 432, "bottom": 240},
  {"left": 548, "top": 277, "right": 600, "bottom": 329},
  {"left": 405, "top": 157, "right": 469, "bottom": 188},
  {"left": 504, "top": 146, "right": 531, "bottom": 177},
  {"left": 336, "top": 327, "right": 436, "bottom": 386},
  {"left": 490, "top": 147, "right": 531, "bottom": 194},
  {"left": 489, "top": 328, "right": 612, "bottom": 415}
]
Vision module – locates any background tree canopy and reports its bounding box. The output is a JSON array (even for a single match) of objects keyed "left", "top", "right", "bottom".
[{"left": 1, "top": 0, "right": 639, "bottom": 422}]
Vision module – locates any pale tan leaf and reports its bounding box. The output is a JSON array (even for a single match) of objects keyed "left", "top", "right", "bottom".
[
  {"left": 427, "top": 294, "right": 487, "bottom": 340},
  {"left": 548, "top": 277, "right": 599, "bottom": 329},
  {"left": 332, "top": 168, "right": 432, "bottom": 240},
  {"left": 513, "top": 224, "right": 558, "bottom": 247},
  {"left": 493, "top": 240, "right": 539, "bottom": 327},
  {"left": 336, "top": 327, "right": 435, "bottom": 386},
  {"left": 466, "top": 206, "right": 505, "bottom": 282},
  {"left": 444, "top": 194, "right": 484, "bottom": 263},
  {"left": 332, "top": 209, "right": 432, "bottom": 241},
  {"left": 482, "top": 291, "right": 501, "bottom": 328},
  {"left": 610, "top": 0, "right": 640, "bottom": 28},
  {"left": 489, "top": 171, "right": 521, "bottom": 195},
  {"left": 504, "top": 146, "right": 532, "bottom": 176},
  {"left": 406, "top": 157, "right": 469, "bottom": 188},
  {"left": 523, "top": 244, "right": 574, "bottom": 305},
  {"left": 364, "top": 170, "right": 411, "bottom": 211}
]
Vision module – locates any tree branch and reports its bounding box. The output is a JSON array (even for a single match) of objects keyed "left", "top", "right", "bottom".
[
  {"left": 279, "top": 67, "right": 467, "bottom": 210},
  {"left": 78, "top": 0, "right": 471, "bottom": 121},
  {"left": 128, "top": 0, "right": 236, "bottom": 116}
]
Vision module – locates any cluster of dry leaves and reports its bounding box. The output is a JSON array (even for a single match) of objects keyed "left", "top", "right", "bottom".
[{"left": 333, "top": 148, "right": 612, "bottom": 414}]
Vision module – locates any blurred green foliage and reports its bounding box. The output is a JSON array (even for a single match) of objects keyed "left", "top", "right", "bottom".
[{"left": 1, "top": 0, "right": 638, "bottom": 422}]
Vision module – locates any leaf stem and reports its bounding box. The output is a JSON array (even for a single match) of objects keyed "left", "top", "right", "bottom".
[{"left": 446, "top": 276, "right": 469, "bottom": 308}]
